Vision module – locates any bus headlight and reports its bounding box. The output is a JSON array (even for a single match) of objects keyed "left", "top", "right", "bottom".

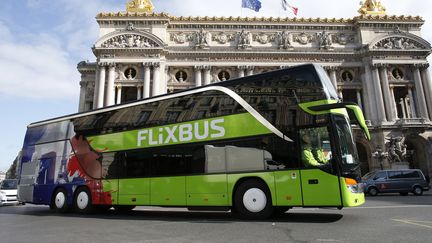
[{"left": 345, "top": 178, "right": 364, "bottom": 193}]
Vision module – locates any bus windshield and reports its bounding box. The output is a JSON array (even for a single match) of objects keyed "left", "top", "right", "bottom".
[{"left": 333, "top": 115, "right": 361, "bottom": 177}]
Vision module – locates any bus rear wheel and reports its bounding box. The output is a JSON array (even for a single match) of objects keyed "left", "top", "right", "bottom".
[
  {"left": 74, "top": 187, "right": 93, "bottom": 213},
  {"left": 52, "top": 188, "right": 69, "bottom": 213},
  {"left": 234, "top": 180, "right": 273, "bottom": 219}
]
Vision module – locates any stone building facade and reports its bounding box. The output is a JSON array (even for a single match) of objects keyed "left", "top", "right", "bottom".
[{"left": 77, "top": 1, "right": 432, "bottom": 178}]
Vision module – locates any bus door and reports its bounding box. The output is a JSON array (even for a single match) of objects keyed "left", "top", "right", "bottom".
[{"left": 299, "top": 127, "right": 342, "bottom": 207}]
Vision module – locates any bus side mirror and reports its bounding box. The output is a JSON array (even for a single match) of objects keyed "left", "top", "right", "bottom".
[
  {"left": 307, "top": 102, "right": 371, "bottom": 141},
  {"left": 344, "top": 105, "right": 371, "bottom": 140}
]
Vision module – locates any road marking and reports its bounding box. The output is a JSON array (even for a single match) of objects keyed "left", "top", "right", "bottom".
[
  {"left": 392, "top": 219, "right": 432, "bottom": 229},
  {"left": 348, "top": 205, "right": 432, "bottom": 209}
]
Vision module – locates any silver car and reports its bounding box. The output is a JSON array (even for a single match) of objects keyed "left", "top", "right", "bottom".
[{"left": 361, "top": 169, "right": 430, "bottom": 196}]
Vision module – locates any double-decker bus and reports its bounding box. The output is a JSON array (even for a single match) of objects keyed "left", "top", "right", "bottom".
[{"left": 17, "top": 64, "right": 370, "bottom": 219}]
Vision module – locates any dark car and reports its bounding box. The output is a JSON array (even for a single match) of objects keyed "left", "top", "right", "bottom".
[{"left": 361, "top": 169, "right": 430, "bottom": 196}]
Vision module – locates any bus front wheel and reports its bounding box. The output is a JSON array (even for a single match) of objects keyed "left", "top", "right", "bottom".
[
  {"left": 234, "top": 180, "right": 273, "bottom": 219},
  {"left": 52, "top": 188, "right": 69, "bottom": 213},
  {"left": 74, "top": 187, "right": 93, "bottom": 213}
]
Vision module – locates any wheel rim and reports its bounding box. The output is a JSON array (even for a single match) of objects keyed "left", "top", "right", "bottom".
[
  {"left": 370, "top": 188, "right": 377, "bottom": 195},
  {"left": 415, "top": 187, "right": 422, "bottom": 194},
  {"left": 76, "top": 191, "right": 89, "bottom": 210},
  {"left": 55, "top": 191, "right": 66, "bottom": 209},
  {"left": 242, "top": 188, "right": 267, "bottom": 213}
]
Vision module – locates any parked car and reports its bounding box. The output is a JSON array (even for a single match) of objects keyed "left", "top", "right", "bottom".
[
  {"left": 361, "top": 169, "right": 430, "bottom": 196},
  {"left": 0, "top": 179, "right": 19, "bottom": 206}
]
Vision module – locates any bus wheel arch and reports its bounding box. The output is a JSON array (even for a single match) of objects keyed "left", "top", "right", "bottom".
[
  {"left": 232, "top": 178, "right": 274, "bottom": 219},
  {"left": 51, "top": 187, "right": 70, "bottom": 213},
  {"left": 74, "top": 186, "right": 93, "bottom": 213}
]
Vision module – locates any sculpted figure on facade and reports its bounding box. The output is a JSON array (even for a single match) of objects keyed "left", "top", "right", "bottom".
[
  {"left": 195, "top": 28, "right": 211, "bottom": 49},
  {"left": 317, "top": 31, "right": 333, "bottom": 50},
  {"left": 237, "top": 29, "right": 252, "bottom": 49},
  {"left": 277, "top": 30, "right": 293, "bottom": 50},
  {"left": 126, "top": 22, "right": 136, "bottom": 31},
  {"left": 358, "top": 0, "right": 386, "bottom": 15},
  {"left": 126, "top": 0, "right": 154, "bottom": 13},
  {"left": 386, "top": 136, "right": 407, "bottom": 163}
]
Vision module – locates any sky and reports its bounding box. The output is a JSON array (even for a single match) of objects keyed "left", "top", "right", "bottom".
[{"left": 0, "top": 0, "right": 431, "bottom": 172}]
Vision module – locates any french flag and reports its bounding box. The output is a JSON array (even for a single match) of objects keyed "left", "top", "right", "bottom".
[{"left": 282, "top": 0, "right": 298, "bottom": 16}]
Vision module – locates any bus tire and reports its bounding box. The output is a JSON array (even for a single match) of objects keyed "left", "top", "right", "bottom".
[
  {"left": 52, "top": 188, "right": 69, "bottom": 213},
  {"left": 74, "top": 187, "right": 93, "bottom": 214},
  {"left": 234, "top": 180, "right": 273, "bottom": 219}
]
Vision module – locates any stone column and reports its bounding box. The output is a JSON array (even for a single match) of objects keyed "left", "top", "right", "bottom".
[
  {"left": 92, "top": 66, "right": 100, "bottom": 110},
  {"left": 408, "top": 87, "right": 416, "bottom": 118},
  {"left": 400, "top": 98, "right": 407, "bottom": 119},
  {"left": 152, "top": 63, "right": 160, "bottom": 96},
  {"left": 413, "top": 64, "right": 429, "bottom": 120},
  {"left": 356, "top": 89, "right": 363, "bottom": 110},
  {"left": 371, "top": 65, "right": 386, "bottom": 122},
  {"left": 247, "top": 66, "right": 254, "bottom": 76},
  {"left": 338, "top": 88, "right": 343, "bottom": 99},
  {"left": 390, "top": 86, "right": 399, "bottom": 119},
  {"left": 137, "top": 85, "right": 142, "bottom": 100},
  {"left": 420, "top": 64, "right": 432, "bottom": 120},
  {"left": 105, "top": 63, "right": 116, "bottom": 106},
  {"left": 329, "top": 67, "right": 338, "bottom": 90},
  {"left": 143, "top": 63, "right": 151, "bottom": 98},
  {"left": 237, "top": 66, "right": 245, "bottom": 78},
  {"left": 116, "top": 85, "right": 122, "bottom": 104},
  {"left": 363, "top": 64, "right": 376, "bottom": 122},
  {"left": 96, "top": 63, "right": 107, "bottom": 109},
  {"left": 378, "top": 65, "right": 396, "bottom": 121},
  {"left": 78, "top": 81, "right": 87, "bottom": 112},
  {"left": 203, "top": 66, "right": 211, "bottom": 85},
  {"left": 194, "top": 66, "right": 202, "bottom": 87}
]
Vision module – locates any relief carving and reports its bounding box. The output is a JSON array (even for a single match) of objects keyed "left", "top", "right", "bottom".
[
  {"left": 213, "top": 32, "right": 235, "bottom": 44},
  {"left": 373, "top": 37, "right": 423, "bottom": 50},
  {"left": 101, "top": 34, "right": 157, "bottom": 48},
  {"left": 254, "top": 33, "right": 275, "bottom": 44},
  {"left": 295, "top": 32, "right": 312, "bottom": 45}
]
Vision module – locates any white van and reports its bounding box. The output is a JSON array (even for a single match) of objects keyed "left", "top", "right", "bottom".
[{"left": 0, "top": 179, "right": 19, "bottom": 206}]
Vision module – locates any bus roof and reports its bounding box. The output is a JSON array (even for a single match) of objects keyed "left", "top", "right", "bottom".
[{"left": 28, "top": 64, "right": 334, "bottom": 128}]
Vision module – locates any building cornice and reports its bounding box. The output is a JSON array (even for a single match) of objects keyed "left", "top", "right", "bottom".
[{"left": 97, "top": 12, "right": 423, "bottom": 25}]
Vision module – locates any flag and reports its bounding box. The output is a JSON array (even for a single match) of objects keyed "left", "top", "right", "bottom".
[
  {"left": 282, "top": 0, "right": 298, "bottom": 16},
  {"left": 242, "top": 0, "right": 262, "bottom": 12}
]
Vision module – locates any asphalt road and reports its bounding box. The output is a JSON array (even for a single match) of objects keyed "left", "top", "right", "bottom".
[{"left": 1, "top": 192, "right": 431, "bottom": 243}]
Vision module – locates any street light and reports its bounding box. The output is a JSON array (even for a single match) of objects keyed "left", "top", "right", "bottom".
[{"left": 372, "top": 146, "right": 388, "bottom": 170}]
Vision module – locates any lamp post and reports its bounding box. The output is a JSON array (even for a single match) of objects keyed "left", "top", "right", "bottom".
[{"left": 372, "top": 146, "right": 388, "bottom": 170}]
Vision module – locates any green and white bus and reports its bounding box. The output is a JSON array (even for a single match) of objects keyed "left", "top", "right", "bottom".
[{"left": 18, "top": 64, "right": 370, "bottom": 219}]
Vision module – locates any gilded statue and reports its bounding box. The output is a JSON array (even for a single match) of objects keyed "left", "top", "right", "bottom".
[
  {"left": 127, "top": 0, "right": 154, "bottom": 13},
  {"left": 358, "top": 0, "right": 386, "bottom": 15}
]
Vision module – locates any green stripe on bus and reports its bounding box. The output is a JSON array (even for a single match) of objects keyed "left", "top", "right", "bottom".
[{"left": 88, "top": 113, "right": 272, "bottom": 152}]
